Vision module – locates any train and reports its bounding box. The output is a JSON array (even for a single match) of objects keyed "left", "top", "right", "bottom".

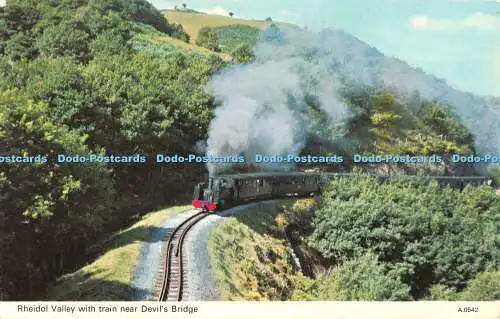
[{"left": 191, "top": 172, "right": 493, "bottom": 212}]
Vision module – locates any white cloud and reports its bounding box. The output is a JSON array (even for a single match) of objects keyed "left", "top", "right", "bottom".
[
  {"left": 200, "top": 6, "right": 232, "bottom": 16},
  {"left": 410, "top": 13, "right": 500, "bottom": 31},
  {"left": 410, "top": 15, "right": 456, "bottom": 30}
]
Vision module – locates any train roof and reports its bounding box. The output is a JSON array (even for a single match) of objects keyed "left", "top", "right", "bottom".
[
  {"left": 215, "top": 172, "right": 350, "bottom": 179},
  {"left": 213, "top": 172, "right": 491, "bottom": 181}
]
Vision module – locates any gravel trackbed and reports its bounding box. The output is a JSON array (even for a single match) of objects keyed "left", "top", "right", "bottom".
[{"left": 131, "top": 201, "right": 283, "bottom": 301}]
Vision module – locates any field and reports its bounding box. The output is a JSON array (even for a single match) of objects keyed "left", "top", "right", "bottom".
[
  {"left": 213, "top": 25, "right": 263, "bottom": 53},
  {"left": 164, "top": 10, "right": 299, "bottom": 44},
  {"left": 46, "top": 205, "right": 191, "bottom": 300}
]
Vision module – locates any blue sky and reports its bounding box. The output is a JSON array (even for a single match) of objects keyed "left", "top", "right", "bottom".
[{"left": 152, "top": 0, "right": 500, "bottom": 97}]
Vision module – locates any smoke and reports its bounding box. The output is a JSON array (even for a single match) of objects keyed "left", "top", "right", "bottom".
[
  {"left": 204, "top": 27, "right": 351, "bottom": 174},
  {"left": 204, "top": 25, "right": 500, "bottom": 175}
]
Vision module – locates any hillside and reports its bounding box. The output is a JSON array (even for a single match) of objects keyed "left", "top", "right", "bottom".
[
  {"left": 0, "top": 1, "right": 497, "bottom": 302},
  {"left": 337, "top": 28, "right": 500, "bottom": 153},
  {"left": 164, "top": 9, "right": 298, "bottom": 43},
  {"left": 163, "top": 10, "right": 500, "bottom": 155},
  {"left": 46, "top": 205, "right": 191, "bottom": 300},
  {"left": 255, "top": 27, "right": 500, "bottom": 155},
  {"left": 132, "top": 23, "right": 232, "bottom": 59},
  {"left": 209, "top": 186, "right": 499, "bottom": 301},
  {"left": 0, "top": 0, "right": 223, "bottom": 300}
]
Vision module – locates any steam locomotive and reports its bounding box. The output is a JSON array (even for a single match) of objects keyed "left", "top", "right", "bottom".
[{"left": 191, "top": 172, "right": 492, "bottom": 212}]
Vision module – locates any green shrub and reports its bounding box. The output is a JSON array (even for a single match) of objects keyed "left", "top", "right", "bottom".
[
  {"left": 425, "top": 284, "right": 459, "bottom": 300},
  {"left": 213, "top": 24, "right": 261, "bottom": 53},
  {"left": 231, "top": 42, "right": 254, "bottom": 64},
  {"left": 308, "top": 173, "right": 499, "bottom": 299},
  {"left": 195, "top": 26, "right": 221, "bottom": 52},
  {"left": 293, "top": 253, "right": 411, "bottom": 300},
  {"left": 459, "top": 271, "right": 500, "bottom": 301}
]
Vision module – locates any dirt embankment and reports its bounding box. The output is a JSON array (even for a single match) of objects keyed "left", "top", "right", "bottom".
[{"left": 284, "top": 225, "right": 329, "bottom": 279}]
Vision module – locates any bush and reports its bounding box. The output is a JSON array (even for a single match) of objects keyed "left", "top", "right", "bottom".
[
  {"left": 425, "top": 284, "right": 459, "bottom": 300},
  {"left": 36, "top": 22, "right": 91, "bottom": 63},
  {"left": 195, "top": 26, "right": 221, "bottom": 52},
  {"left": 308, "top": 173, "right": 499, "bottom": 299},
  {"left": 276, "top": 199, "right": 317, "bottom": 234},
  {"left": 292, "top": 253, "right": 411, "bottom": 300},
  {"left": 4, "top": 32, "right": 38, "bottom": 60},
  {"left": 231, "top": 42, "right": 254, "bottom": 64},
  {"left": 459, "top": 271, "right": 500, "bottom": 301},
  {"left": 213, "top": 25, "right": 261, "bottom": 53}
]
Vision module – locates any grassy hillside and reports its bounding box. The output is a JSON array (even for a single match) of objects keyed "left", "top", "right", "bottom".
[
  {"left": 213, "top": 25, "right": 262, "bottom": 53},
  {"left": 46, "top": 205, "right": 191, "bottom": 300},
  {"left": 208, "top": 201, "right": 301, "bottom": 300},
  {"left": 132, "top": 26, "right": 232, "bottom": 59},
  {"left": 164, "top": 10, "right": 298, "bottom": 43}
]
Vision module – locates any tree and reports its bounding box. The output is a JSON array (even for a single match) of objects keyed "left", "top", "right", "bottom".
[
  {"left": 459, "top": 271, "right": 500, "bottom": 301},
  {"left": 261, "top": 23, "right": 284, "bottom": 44},
  {"left": 308, "top": 174, "right": 499, "bottom": 300},
  {"left": 195, "top": 26, "right": 221, "bottom": 52},
  {"left": 169, "top": 23, "right": 190, "bottom": 43},
  {"left": 0, "top": 0, "right": 222, "bottom": 301},
  {"left": 231, "top": 42, "right": 254, "bottom": 64},
  {"left": 229, "top": 12, "right": 234, "bottom": 18},
  {"left": 2, "top": 5, "right": 41, "bottom": 33},
  {"left": 0, "top": 89, "right": 114, "bottom": 298},
  {"left": 121, "top": 0, "right": 172, "bottom": 33},
  {"left": 4, "top": 32, "right": 38, "bottom": 60},
  {"left": 182, "top": 3, "right": 187, "bottom": 9},
  {"left": 36, "top": 22, "right": 91, "bottom": 63},
  {"left": 293, "top": 253, "right": 411, "bottom": 301},
  {"left": 265, "top": 17, "right": 272, "bottom": 21}
]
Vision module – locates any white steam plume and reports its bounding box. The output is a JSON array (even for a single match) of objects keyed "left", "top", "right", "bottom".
[
  {"left": 204, "top": 25, "right": 500, "bottom": 174},
  {"left": 205, "top": 27, "right": 351, "bottom": 174}
]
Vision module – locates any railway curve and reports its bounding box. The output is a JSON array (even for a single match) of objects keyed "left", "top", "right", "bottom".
[{"left": 155, "top": 209, "right": 209, "bottom": 301}]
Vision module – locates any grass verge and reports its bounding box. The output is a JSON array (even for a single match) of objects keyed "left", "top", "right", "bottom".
[
  {"left": 208, "top": 201, "right": 304, "bottom": 300},
  {"left": 45, "top": 205, "right": 191, "bottom": 300}
]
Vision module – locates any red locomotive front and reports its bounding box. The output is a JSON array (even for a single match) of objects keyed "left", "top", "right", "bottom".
[{"left": 192, "top": 199, "right": 218, "bottom": 212}]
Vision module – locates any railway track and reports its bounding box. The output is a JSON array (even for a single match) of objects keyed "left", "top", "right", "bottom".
[{"left": 156, "top": 209, "right": 209, "bottom": 301}]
